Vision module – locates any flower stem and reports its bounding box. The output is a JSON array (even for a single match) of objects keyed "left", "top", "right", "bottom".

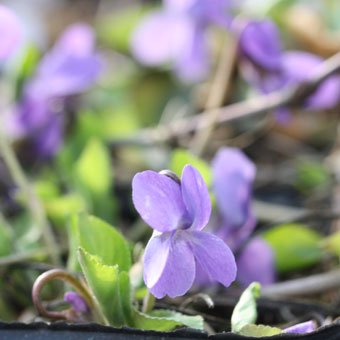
[
  {"left": 142, "top": 290, "right": 155, "bottom": 314},
  {"left": 32, "top": 268, "right": 108, "bottom": 324},
  {"left": 0, "top": 133, "right": 61, "bottom": 265}
]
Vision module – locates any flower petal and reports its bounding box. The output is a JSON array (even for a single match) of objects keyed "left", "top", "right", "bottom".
[
  {"left": 31, "top": 114, "right": 64, "bottom": 159},
  {"left": 64, "top": 291, "right": 88, "bottom": 313},
  {"left": 237, "top": 237, "right": 276, "bottom": 287},
  {"left": 143, "top": 231, "right": 195, "bottom": 298},
  {"left": 217, "top": 213, "right": 256, "bottom": 251},
  {"left": 35, "top": 24, "right": 101, "bottom": 97},
  {"left": 181, "top": 165, "right": 211, "bottom": 231},
  {"left": 282, "top": 51, "right": 340, "bottom": 109},
  {"left": 175, "top": 25, "right": 210, "bottom": 83},
  {"left": 212, "top": 147, "right": 255, "bottom": 229},
  {"left": 0, "top": 5, "right": 22, "bottom": 60},
  {"left": 189, "top": 231, "right": 237, "bottom": 287},
  {"left": 284, "top": 321, "right": 316, "bottom": 334},
  {"left": 131, "top": 11, "right": 191, "bottom": 67},
  {"left": 132, "top": 171, "right": 190, "bottom": 232},
  {"left": 53, "top": 23, "right": 95, "bottom": 56},
  {"left": 238, "top": 20, "right": 282, "bottom": 71}
]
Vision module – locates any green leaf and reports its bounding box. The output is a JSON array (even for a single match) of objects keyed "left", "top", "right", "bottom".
[
  {"left": 231, "top": 282, "right": 261, "bottom": 333},
  {"left": 0, "top": 222, "right": 12, "bottom": 257},
  {"left": 97, "top": 5, "right": 155, "bottom": 52},
  {"left": 133, "top": 309, "right": 203, "bottom": 331},
  {"left": 78, "top": 248, "right": 198, "bottom": 331},
  {"left": 73, "top": 214, "right": 131, "bottom": 271},
  {"left": 263, "top": 224, "right": 323, "bottom": 273},
  {"left": 14, "top": 44, "right": 40, "bottom": 100},
  {"left": 75, "top": 138, "right": 112, "bottom": 196},
  {"left": 171, "top": 149, "right": 212, "bottom": 187},
  {"left": 294, "top": 160, "right": 330, "bottom": 194},
  {"left": 321, "top": 231, "right": 340, "bottom": 257},
  {"left": 78, "top": 248, "right": 131, "bottom": 326},
  {"left": 239, "top": 324, "right": 282, "bottom": 337},
  {"left": 149, "top": 310, "right": 204, "bottom": 330},
  {"left": 45, "top": 194, "right": 87, "bottom": 223},
  {"left": 67, "top": 215, "right": 81, "bottom": 272}
]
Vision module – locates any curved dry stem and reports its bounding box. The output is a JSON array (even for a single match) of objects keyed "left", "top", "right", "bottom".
[{"left": 32, "top": 269, "right": 94, "bottom": 320}]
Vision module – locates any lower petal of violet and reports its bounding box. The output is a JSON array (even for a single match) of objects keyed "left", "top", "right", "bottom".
[
  {"left": 143, "top": 231, "right": 196, "bottom": 299},
  {"left": 189, "top": 230, "right": 237, "bottom": 287}
]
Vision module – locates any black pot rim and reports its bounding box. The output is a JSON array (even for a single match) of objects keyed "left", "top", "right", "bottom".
[{"left": 0, "top": 321, "right": 339, "bottom": 339}]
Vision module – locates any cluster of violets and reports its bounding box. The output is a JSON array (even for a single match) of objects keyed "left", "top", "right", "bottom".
[
  {"left": 132, "top": 147, "right": 274, "bottom": 298},
  {"left": 131, "top": 0, "right": 340, "bottom": 117},
  {"left": 0, "top": 5, "right": 101, "bottom": 158},
  {"left": 132, "top": 155, "right": 317, "bottom": 334},
  {"left": 210, "top": 148, "right": 275, "bottom": 287}
]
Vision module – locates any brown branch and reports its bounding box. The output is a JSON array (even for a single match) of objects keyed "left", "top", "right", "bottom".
[
  {"left": 190, "top": 35, "right": 237, "bottom": 155},
  {"left": 111, "top": 52, "right": 340, "bottom": 147}
]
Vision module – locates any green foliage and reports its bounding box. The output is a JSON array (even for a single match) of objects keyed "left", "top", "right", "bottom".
[
  {"left": 73, "top": 138, "right": 115, "bottom": 220},
  {"left": 171, "top": 149, "right": 212, "bottom": 187},
  {"left": 294, "top": 160, "right": 330, "bottom": 194},
  {"left": 44, "top": 194, "right": 87, "bottom": 223},
  {"left": 263, "top": 224, "right": 323, "bottom": 272},
  {"left": 321, "top": 231, "right": 340, "bottom": 257},
  {"left": 97, "top": 5, "right": 154, "bottom": 52},
  {"left": 78, "top": 248, "right": 133, "bottom": 326},
  {"left": 0, "top": 222, "right": 13, "bottom": 256},
  {"left": 69, "top": 214, "right": 131, "bottom": 272},
  {"left": 13, "top": 44, "right": 40, "bottom": 100},
  {"left": 266, "top": 0, "right": 296, "bottom": 25},
  {"left": 74, "top": 214, "right": 203, "bottom": 331},
  {"left": 231, "top": 282, "right": 261, "bottom": 333},
  {"left": 238, "top": 324, "right": 282, "bottom": 337},
  {"left": 134, "top": 309, "right": 204, "bottom": 331},
  {"left": 231, "top": 283, "right": 282, "bottom": 336},
  {"left": 75, "top": 138, "right": 112, "bottom": 196}
]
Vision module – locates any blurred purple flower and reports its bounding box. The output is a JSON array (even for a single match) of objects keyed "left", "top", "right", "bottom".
[
  {"left": 132, "top": 165, "right": 236, "bottom": 298},
  {"left": 236, "top": 19, "right": 340, "bottom": 119},
  {"left": 131, "top": 0, "right": 234, "bottom": 83},
  {"left": 0, "top": 5, "right": 22, "bottom": 60},
  {"left": 212, "top": 147, "right": 256, "bottom": 250},
  {"left": 281, "top": 52, "right": 340, "bottom": 110},
  {"left": 5, "top": 23, "right": 101, "bottom": 158},
  {"left": 236, "top": 237, "right": 276, "bottom": 287},
  {"left": 284, "top": 320, "right": 316, "bottom": 334},
  {"left": 211, "top": 147, "right": 275, "bottom": 286},
  {"left": 64, "top": 291, "right": 88, "bottom": 313}
]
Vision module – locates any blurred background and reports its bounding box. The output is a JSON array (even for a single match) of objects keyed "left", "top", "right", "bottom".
[{"left": 0, "top": 0, "right": 339, "bottom": 327}]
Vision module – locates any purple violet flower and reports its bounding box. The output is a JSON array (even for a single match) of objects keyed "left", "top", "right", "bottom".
[
  {"left": 132, "top": 165, "right": 237, "bottom": 298},
  {"left": 212, "top": 147, "right": 256, "bottom": 250},
  {"left": 236, "top": 237, "right": 276, "bottom": 287},
  {"left": 284, "top": 320, "right": 316, "bottom": 334},
  {"left": 64, "top": 291, "right": 88, "bottom": 313},
  {"left": 0, "top": 5, "right": 22, "bottom": 60},
  {"left": 5, "top": 23, "right": 101, "bottom": 158},
  {"left": 131, "top": 0, "right": 234, "bottom": 83},
  {"left": 211, "top": 147, "right": 275, "bottom": 287},
  {"left": 236, "top": 19, "right": 340, "bottom": 119}
]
